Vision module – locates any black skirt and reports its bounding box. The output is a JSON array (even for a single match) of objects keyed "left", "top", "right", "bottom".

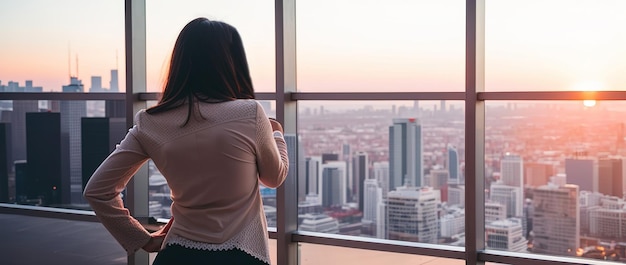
[{"left": 152, "top": 244, "right": 269, "bottom": 265}]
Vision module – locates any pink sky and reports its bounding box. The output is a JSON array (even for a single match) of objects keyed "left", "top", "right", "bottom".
[{"left": 1, "top": 0, "right": 624, "bottom": 93}]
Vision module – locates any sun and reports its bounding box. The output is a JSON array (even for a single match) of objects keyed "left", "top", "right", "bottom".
[
  {"left": 572, "top": 81, "right": 603, "bottom": 108},
  {"left": 583, "top": 100, "right": 596, "bottom": 107}
]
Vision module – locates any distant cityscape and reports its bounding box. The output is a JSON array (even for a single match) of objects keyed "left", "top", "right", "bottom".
[{"left": 1, "top": 76, "right": 626, "bottom": 263}]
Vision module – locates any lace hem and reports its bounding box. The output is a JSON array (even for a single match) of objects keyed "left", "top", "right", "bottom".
[{"left": 164, "top": 213, "right": 270, "bottom": 264}]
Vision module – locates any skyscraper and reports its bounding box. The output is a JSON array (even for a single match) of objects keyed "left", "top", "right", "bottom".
[
  {"left": 447, "top": 145, "right": 460, "bottom": 185},
  {"left": 321, "top": 161, "right": 347, "bottom": 208},
  {"left": 10, "top": 100, "right": 38, "bottom": 163},
  {"left": 352, "top": 151, "right": 368, "bottom": 212},
  {"left": 25, "top": 112, "right": 64, "bottom": 205},
  {"left": 109, "top": 69, "right": 119, "bottom": 92},
  {"left": 501, "top": 154, "right": 523, "bottom": 187},
  {"left": 61, "top": 77, "right": 86, "bottom": 204},
  {"left": 532, "top": 182, "right": 580, "bottom": 256},
  {"left": 0, "top": 123, "right": 10, "bottom": 202},
  {"left": 490, "top": 183, "right": 523, "bottom": 217},
  {"left": 565, "top": 158, "right": 598, "bottom": 192},
  {"left": 304, "top": 156, "right": 321, "bottom": 196},
  {"left": 386, "top": 185, "right": 440, "bottom": 243},
  {"left": 389, "top": 118, "right": 423, "bottom": 190},
  {"left": 598, "top": 157, "right": 625, "bottom": 197},
  {"left": 373, "top": 161, "right": 389, "bottom": 196}
]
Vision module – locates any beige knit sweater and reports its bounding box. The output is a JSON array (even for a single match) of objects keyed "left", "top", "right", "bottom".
[{"left": 84, "top": 99, "right": 288, "bottom": 256}]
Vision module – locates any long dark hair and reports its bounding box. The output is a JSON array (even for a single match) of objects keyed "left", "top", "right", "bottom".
[{"left": 147, "top": 18, "right": 255, "bottom": 126}]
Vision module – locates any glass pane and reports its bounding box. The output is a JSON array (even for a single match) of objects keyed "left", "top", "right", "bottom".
[
  {"left": 296, "top": 0, "right": 465, "bottom": 92},
  {"left": 297, "top": 101, "right": 465, "bottom": 247},
  {"left": 146, "top": 100, "right": 277, "bottom": 223},
  {"left": 485, "top": 100, "right": 626, "bottom": 263},
  {"left": 0, "top": 99, "right": 126, "bottom": 209},
  {"left": 0, "top": 1, "right": 125, "bottom": 92},
  {"left": 485, "top": 0, "right": 626, "bottom": 91},
  {"left": 146, "top": 0, "right": 275, "bottom": 93}
]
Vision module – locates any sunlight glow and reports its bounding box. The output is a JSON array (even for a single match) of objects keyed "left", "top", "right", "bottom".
[{"left": 583, "top": 100, "right": 597, "bottom": 107}]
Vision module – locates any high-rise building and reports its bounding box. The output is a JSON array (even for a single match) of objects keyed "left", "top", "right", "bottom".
[
  {"left": 501, "top": 154, "right": 523, "bottom": 188},
  {"left": 362, "top": 178, "right": 381, "bottom": 223},
  {"left": 25, "top": 112, "right": 64, "bottom": 205},
  {"left": 10, "top": 100, "right": 38, "bottom": 163},
  {"left": 389, "top": 118, "right": 423, "bottom": 190},
  {"left": 0, "top": 123, "right": 10, "bottom": 202},
  {"left": 62, "top": 77, "right": 86, "bottom": 204},
  {"left": 426, "top": 168, "right": 448, "bottom": 202},
  {"left": 490, "top": 183, "right": 523, "bottom": 217},
  {"left": 485, "top": 218, "right": 527, "bottom": 252},
  {"left": 81, "top": 117, "right": 125, "bottom": 188},
  {"left": 485, "top": 201, "right": 507, "bottom": 223},
  {"left": 373, "top": 161, "right": 389, "bottom": 196},
  {"left": 598, "top": 157, "right": 625, "bottom": 197},
  {"left": 565, "top": 158, "right": 598, "bottom": 192},
  {"left": 532, "top": 182, "right": 579, "bottom": 256},
  {"left": 321, "top": 161, "right": 346, "bottom": 208},
  {"left": 109, "top": 69, "right": 119, "bottom": 92},
  {"left": 386, "top": 185, "right": 440, "bottom": 243},
  {"left": 588, "top": 197, "right": 626, "bottom": 240},
  {"left": 440, "top": 207, "right": 465, "bottom": 238},
  {"left": 304, "top": 156, "right": 321, "bottom": 196},
  {"left": 447, "top": 185, "right": 465, "bottom": 207},
  {"left": 90, "top": 76, "right": 103, "bottom": 92},
  {"left": 352, "top": 152, "right": 368, "bottom": 211},
  {"left": 447, "top": 145, "right": 460, "bottom": 185},
  {"left": 524, "top": 162, "right": 554, "bottom": 187}
]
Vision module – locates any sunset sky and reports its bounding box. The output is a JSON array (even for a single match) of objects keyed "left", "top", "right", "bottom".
[{"left": 0, "top": 0, "right": 624, "bottom": 93}]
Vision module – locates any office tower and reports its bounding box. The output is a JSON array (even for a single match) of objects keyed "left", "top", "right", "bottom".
[
  {"left": 501, "top": 154, "right": 523, "bottom": 187},
  {"left": 299, "top": 213, "right": 340, "bottom": 233},
  {"left": 490, "top": 183, "right": 523, "bottom": 217},
  {"left": 440, "top": 100, "right": 446, "bottom": 113},
  {"left": 284, "top": 134, "right": 301, "bottom": 201},
  {"left": 342, "top": 144, "right": 353, "bottom": 203},
  {"left": 353, "top": 152, "right": 368, "bottom": 211},
  {"left": 440, "top": 208, "right": 465, "bottom": 238},
  {"left": 588, "top": 197, "right": 626, "bottom": 240},
  {"left": 485, "top": 218, "right": 527, "bottom": 252},
  {"left": 26, "top": 112, "right": 64, "bottom": 205},
  {"left": 362, "top": 179, "right": 382, "bottom": 223},
  {"left": 522, "top": 199, "right": 534, "bottom": 238},
  {"left": 524, "top": 162, "right": 554, "bottom": 187},
  {"left": 447, "top": 145, "right": 460, "bottom": 185},
  {"left": 109, "top": 69, "right": 119, "bottom": 92},
  {"left": 426, "top": 168, "right": 448, "bottom": 202},
  {"left": 386, "top": 185, "right": 440, "bottom": 243},
  {"left": 485, "top": 201, "right": 507, "bottom": 223},
  {"left": 389, "top": 118, "right": 423, "bottom": 190},
  {"left": 81, "top": 117, "right": 123, "bottom": 188},
  {"left": 598, "top": 157, "right": 625, "bottom": 197},
  {"left": 14, "top": 160, "right": 27, "bottom": 202},
  {"left": 565, "top": 158, "right": 598, "bottom": 192},
  {"left": 373, "top": 161, "right": 389, "bottom": 196},
  {"left": 304, "top": 156, "right": 321, "bottom": 196},
  {"left": 10, "top": 100, "right": 38, "bottom": 163},
  {"left": 62, "top": 77, "right": 87, "bottom": 204},
  {"left": 0, "top": 123, "right": 10, "bottom": 202},
  {"left": 532, "top": 183, "right": 580, "bottom": 256},
  {"left": 321, "top": 161, "right": 346, "bottom": 208},
  {"left": 90, "top": 76, "right": 103, "bottom": 92},
  {"left": 447, "top": 185, "right": 465, "bottom": 207}
]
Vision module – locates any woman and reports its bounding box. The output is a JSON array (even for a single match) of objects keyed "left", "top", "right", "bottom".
[{"left": 84, "top": 17, "right": 288, "bottom": 265}]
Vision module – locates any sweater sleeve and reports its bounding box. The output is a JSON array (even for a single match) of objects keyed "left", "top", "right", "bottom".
[
  {"left": 83, "top": 115, "right": 151, "bottom": 255},
  {"left": 255, "top": 103, "right": 289, "bottom": 188}
]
